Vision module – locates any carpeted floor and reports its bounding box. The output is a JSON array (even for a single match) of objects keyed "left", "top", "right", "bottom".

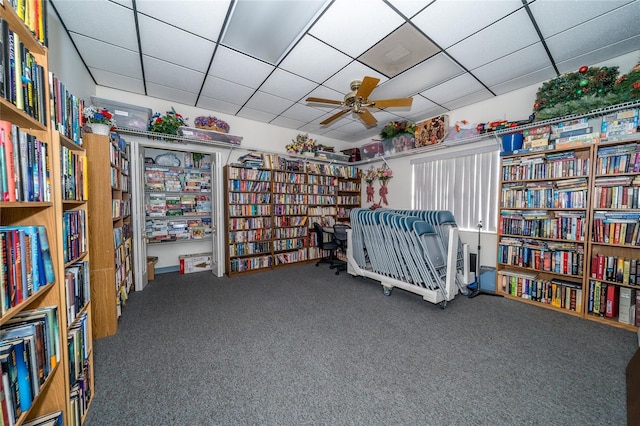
[{"left": 84, "top": 263, "right": 637, "bottom": 425}]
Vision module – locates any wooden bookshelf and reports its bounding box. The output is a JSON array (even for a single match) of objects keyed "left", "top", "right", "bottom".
[
  {"left": 85, "top": 133, "right": 133, "bottom": 338},
  {"left": 0, "top": 2, "right": 75, "bottom": 424}
]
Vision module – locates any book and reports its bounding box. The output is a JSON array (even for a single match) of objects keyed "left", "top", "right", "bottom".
[
  {"left": 605, "top": 284, "right": 619, "bottom": 318},
  {"left": 0, "top": 324, "right": 40, "bottom": 398},
  {"left": 619, "top": 287, "right": 634, "bottom": 324},
  {"left": 0, "top": 120, "right": 16, "bottom": 202},
  {"left": 0, "top": 340, "right": 32, "bottom": 413},
  {"left": 36, "top": 226, "right": 55, "bottom": 285}
]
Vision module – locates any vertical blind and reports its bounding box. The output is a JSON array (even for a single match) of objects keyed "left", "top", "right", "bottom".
[{"left": 412, "top": 148, "right": 500, "bottom": 232}]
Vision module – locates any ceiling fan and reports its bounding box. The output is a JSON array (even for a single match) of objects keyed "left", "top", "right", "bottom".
[{"left": 305, "top": 76, "right": 413, "bottom": 127}]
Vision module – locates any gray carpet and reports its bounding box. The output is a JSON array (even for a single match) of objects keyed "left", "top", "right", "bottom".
[{"left": 84, "top": 263, "right": 637, "bottom": 425}]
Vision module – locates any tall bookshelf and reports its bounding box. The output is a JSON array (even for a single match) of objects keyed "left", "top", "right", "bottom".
[
  {"left": 0, "top": 1, "right": 73, "bottom": 424},
  {"left": 225, "top": 165, "right": 273, "bottom": 275},
  {"left": 306, "top": 163, "right": 338, "bottom": 262},
  {"left": 85, "top": 133, "right": 133, "bottom": 338},
  {"left": 272, "top": 168, "right": 308, "bottom": 267},
  {"left": 587, "top": 137, "right": 640, "bottom": 331},
  {"left": 496, "top": 144, "right": 591, "bottom": 318},
  {"left": 336, "top": 166, "right": 361, "bottom": 224}
]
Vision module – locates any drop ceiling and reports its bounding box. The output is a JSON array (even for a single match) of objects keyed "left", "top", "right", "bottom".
[{"left": 50, "top": 0, "right": 640, "bottom": 143}]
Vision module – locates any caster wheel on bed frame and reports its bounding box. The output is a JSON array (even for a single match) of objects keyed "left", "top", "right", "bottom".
[
  {"left": 383, "top": 287, "right": 392, "bottom": 296},
  {"left": 440, "top": 300, "right": 447, "bottom": 309}
]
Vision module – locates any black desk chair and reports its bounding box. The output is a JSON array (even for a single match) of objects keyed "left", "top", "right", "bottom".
[
  {"left": 313, "top": 222, "right": 338, "bottom": 268},
  {"left": 332, "top": 223, "right": 350, "bottom": 275}
]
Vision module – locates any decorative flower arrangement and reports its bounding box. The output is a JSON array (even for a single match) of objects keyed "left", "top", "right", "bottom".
[
  {"left": 380, "top": 120, "right": 416, "bottom": 140},
  {"left": 363, "top": 166, "right": 377, "bottom": 184},
  {"left": 376, "top": 164, "right": 393, "bottom": 181},
  {"left": 149, "top": 107, "right": 187, "bottom": 135},
  {"left": 82, "top": 105, "right": 115, "bottom": 128},
  {"left": 286, "top": 133, "right": 320, "bottom": 154},
  {"left": 194, "top": 116, "right": 230, "bottom": 133}
]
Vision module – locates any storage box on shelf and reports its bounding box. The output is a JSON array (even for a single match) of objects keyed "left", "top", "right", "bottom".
[{"left": 91, "top": 96, "right": 152, "bottom": 132}]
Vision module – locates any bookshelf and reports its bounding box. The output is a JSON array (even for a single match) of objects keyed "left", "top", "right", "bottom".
[
  {"left": 0, "top": 1, "right": 75, "bottom": 424},
  {"left": 85, "top": 133, "right": 133, "bottom": 338},
  {"left": 272, "top": 168, "right": 308, "bottom": 267},
  {"left": 336, "top": 166, "right": 361, "bottom": 224},
  {"left": 306, "top": 163, "right": 338, "bottom": 262},
  {"left": 225, "top": 165, "right": 273, "bottom": 275},
  {"left": 496, "top": 144, "right": 591, "bottom": 318},
  {"left": 587, "top": 137, "right": 640, "bottom": 330}
]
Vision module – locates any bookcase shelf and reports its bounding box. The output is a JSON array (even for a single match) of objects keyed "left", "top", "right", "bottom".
[
  {"left": 224, "top": 161, "right": 361, "bottom": 275},
  {"left": 85, "top": 133, "right": 133, "bottom": 339}
]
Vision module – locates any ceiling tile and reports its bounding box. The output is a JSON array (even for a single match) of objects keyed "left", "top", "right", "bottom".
[
  {"left": 406, "top": 94, "right": 439, "bottom": 113},
  {"left": 196, "top": 96, "right": 241, "bottom": 115},
  {"left": 200, "top": 76, "right": 255, "bottom": 106},
  {"left": 259, "top": 69, "right": 318, "bottom": 102},
  {"left": 143, "top": 56, "right": 204, "bottom": 93},
  {"left": 545, "top": 2, "right": 640, "bottom": 63},
  {"left": 146, "top": 82, "right": 198, "bottom": 107},
  {"left": 281, "top": 103, "right": 328, "bottom": 122},
  {"left": 236, "top": 107, "right": 278, "bottom": 123},
  {"left": 89, "top": 68, "right": 145, "bottom": 94},
  {"left": 309, "top": 0, "right": 405, "bottom": 58},
  {"left": 358, "top": 23, "right": 440, "bottom": 78},
  {"left": 138, "top": 15, "right": 215, "bottom": 73},
  {"left": 441, "top": 89, "right": 494, "bottom": 111},
  {"left": 488, "top": 67, "right": 556, "bottom": 96},
  {"left": 208, "top": 47, "right": 275, "bottom": 89},
  {"left": 323, "top": 62, "right": 387, "bottom": 93},
  {"left": 52, "top": 0, "right": 138, "bottom": 50},
  {"left": 136, "top": 0, "right": 230, "bottom": 41},
  {"left": 387, "top": 0, "right": 431, "bottom": 19},
  {"left": 421, "top": 73, "right": 485, "bottom": 105},
  {"left": 412, "top": 0, "right": 524, "bottom": 49},
  {"left": 70, "top": 34, "right": 141, "bottom": 79},
  {"left": 445, "top": 9, "right": 540, "bottom": 70},
  {"left": 222, "top": 0, "right": 326, "bottom": 64},
  {"left": 372, "top": 53, "right": 463, "bottom": 100},
  {"left": 270, "top": 116, "right": 306, "bottom": 130},
  {"left": 244, "top": 92, "right": 295, "bottom": 116},
  {"left": 406, "top": 105, "right": 449, "bottom": 123},
  {"left": 278, "top": 35, "right": 352, "bottom": 84},
  {"left": 472, "top": 43, "right": 551, "bottom": 87},
  {"left": 530, "top": 0, "right": 632, "bottom": 38}
]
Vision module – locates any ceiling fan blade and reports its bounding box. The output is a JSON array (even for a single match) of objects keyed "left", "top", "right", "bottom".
[
  {"left": 355, "top": 76, "right": 380, "bottom": 100},
  {"left": 357, "top": 108, "right": 377, "bottom": 126},
  {"left": 320, "top": 109, "right": 349, "bottom": 125},
  {"left": 306, "top": 97, "right": 343, "bottom": 105},
  {"left": 370, "top": 98, "right": 413, "bottom": 108}
]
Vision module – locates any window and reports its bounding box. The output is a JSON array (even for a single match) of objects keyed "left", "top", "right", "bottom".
[{"left": 411, "top": 146, "right": 500, "bottom": 232}]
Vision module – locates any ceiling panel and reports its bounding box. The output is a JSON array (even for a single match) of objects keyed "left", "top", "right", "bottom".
[
  {"left": 413, "top": 0, "right": 524, "bottom": 49},
  {"left": 138, "top": 15, "right": 215, "bottom": 73},
  {"left": 135, "top": 0, "right": 230, "bottom": 41},
  {"left": 308, "top": 0, "right": 405, "bottom": 58},
  {"left": 51, "top": 0, "right": 640, "bottom": 144}
]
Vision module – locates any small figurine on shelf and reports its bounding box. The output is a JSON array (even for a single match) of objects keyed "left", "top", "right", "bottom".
[{"left": 149, "top": 107, "right": 187, "bottom": 135}]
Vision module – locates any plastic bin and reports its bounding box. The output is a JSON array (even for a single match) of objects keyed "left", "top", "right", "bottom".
[{"left": 91, "top": 96, "right": 152, "bottom": 131}]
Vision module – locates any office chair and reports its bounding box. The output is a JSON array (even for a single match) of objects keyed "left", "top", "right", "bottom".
[
  {"left": 332, "top": 223, "right": 350, "bottom": 275},
  {"left": 313, "top": 222, "right": 338, "bottom": 268}
]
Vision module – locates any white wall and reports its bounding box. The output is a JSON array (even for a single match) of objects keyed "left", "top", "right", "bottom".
[{"left": 46, "top": 9, "right": 640, "bottom": 270}]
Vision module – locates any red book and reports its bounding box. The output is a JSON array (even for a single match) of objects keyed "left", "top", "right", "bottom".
[
  {"left": 605, "top": 284, "right": 619, "bottom": 318},
  {"left": 597, "top": 254, "right": 605, "bottom": 280},
  {"left": 563, "top": 251, "right": 569, "bottom": 274},
  {"left": 0, "top": 120, "right": 16, "bottom": 202},
  {"left": 591, "top": 255, "right": 598, "bottom": 278}
]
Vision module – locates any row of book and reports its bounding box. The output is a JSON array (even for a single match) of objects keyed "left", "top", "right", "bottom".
[
  {"left": 229, "top": 255, "right": 272, "bottom": 273},
  {"left": 501, "top": 152, "right": 589, "bottom": 181},
  {"left": 0, "top": 19, "right": 47, "bottom": 124},
  {"left": 498, "top": 238, "right": 584, "bottom": 277},
  {"left": 61, "top": 210, "right": 87, "bottom": 265},
  {"left": 590, "top": 253, "right": 640, "bottom": 285},
  {"left": 592, "top": 213, "right": 640, "bottom": 245},
  {"left": 64, "top": 261, "right": 90, "bottom": 327},
  {"left": 229, "top": 228, "right": 273, "bottom": 243},
  {"left": 600, "top": 108, "right": 638, "bottom": 140},
  {"left": 274, "top": 249, "right": 307, "bottom": 265},
  {"left": 145, "top": 217, "right": 212, "bottom": 242},
  {"left": 500, "top": 184, "right": 588, "bottom": 209},
  {"left": 498, "top": 271, "right": 583, "bottom": 312},
  {"left": 0, "top": 226, "right": 54, "bottom": 315},
  {"left": 60, "top": 144, "right": 87, "bottom": 202},
  {"left": 593, "top": 178, "right": 640, "bottom": 209},
  {"left": 499, "top": 211, "right": 585, "bottom": 241},
  {"left": 4, "top": 0, "right": 47, "bottom": 45},
  {"left": 0, "top": 305, "right": 60, "bottom": 425},
  {"left": 595, "top": 142, "right": 640, "bottom": 174},
  {"left": 68, "top": 312, "right": 91, "bottom": 421},
  {"left": 0, "top": 120, "right": 51, "bottom": 203},
  {"left": 50, "top": 72, "right": 83, "bottom": 146}
]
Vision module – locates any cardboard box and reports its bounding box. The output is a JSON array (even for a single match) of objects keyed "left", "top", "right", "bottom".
[
  {"left": 147, "top": 256, "right": 158, "bottom": 281},
  {"left": 340, "top": 148, "right": 361, "bottom": 162},
  {"left": 315, "top": 150, "right": 349, "bottom": 161},
  {"left": 91, "top": 96, "right": 152, "bottom": 131},
  {"left": 179, "top": 252, "right": 213, "bottom": 274}
]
